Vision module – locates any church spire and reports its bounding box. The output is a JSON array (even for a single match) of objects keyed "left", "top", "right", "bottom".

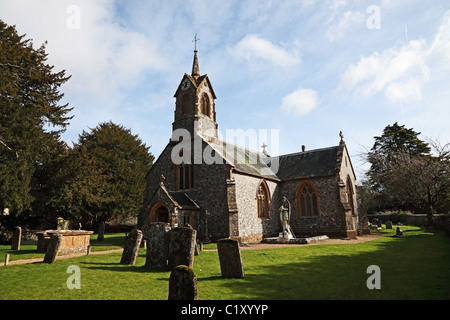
[{"left": 191, "top": 34, "right": 200, "bottom": 78}]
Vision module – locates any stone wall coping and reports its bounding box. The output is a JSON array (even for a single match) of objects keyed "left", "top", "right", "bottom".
[{"left": 37, "top": 230, "right": 94, "bottom": 236}]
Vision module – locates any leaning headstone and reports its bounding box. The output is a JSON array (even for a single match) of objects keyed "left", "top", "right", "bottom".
[
  {"left": 120, "top": 229, "right": 143, "bottom": 265},
  {"left": 43, "top": 234, "right": 63, "bottom": 264},
  {"left": 11, "top": 226, "right": 21, "bottom": 250},
  {"left": 145, "top": 223, "right": 171, "bottom": 270},
  {"left": 97, "top": 221, "right": 105, "bottom": 241},
  {"left": 167, "top": 227, "right": 196, "bottom": 270},
  {"left": 168, "top": 265, "right": 197, "bottom": 300},
  {"left": 385, "top": 221, "right": 393, "bottom": 229},
  {"left": 217, "top": 238, "right": 244, "bottom": 278}
]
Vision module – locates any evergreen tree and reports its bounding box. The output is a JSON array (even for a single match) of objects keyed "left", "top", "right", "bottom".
[
  {"left": 50, "top": 122, "right": 154, "bottom": 226},
  {"left": 0, "top": 20, "right": 72, "bottom": 222}
]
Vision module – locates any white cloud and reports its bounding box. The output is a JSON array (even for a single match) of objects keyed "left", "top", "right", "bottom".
[
  {"left": 340, "top": 9, "right": 450, "bottom": 104},
  {"left": 0, "top": 0, "right": 167, "bottom": 98},
  {"left": 429, "top": 10, "right": 450, "bottom": 65},
  {"left": 326, "top": 10, "right": 365, "bottom": 42},
  {"left": 340, "top": 39, "right": 430, "bottom": 103},
  {"left": 230, "top": 34, "right": 301, "bottom": 68},
  {"left": 281, "top": 87, "right": 318, "bottom": 117}
]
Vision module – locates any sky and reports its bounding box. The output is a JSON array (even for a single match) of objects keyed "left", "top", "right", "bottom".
[{"left": 1, "top": 0, "right": 450, "bottom": 180}]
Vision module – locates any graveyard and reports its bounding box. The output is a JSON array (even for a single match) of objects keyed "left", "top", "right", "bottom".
[{"left": 1, "top": 225, "right": 449, "bottom": 300}]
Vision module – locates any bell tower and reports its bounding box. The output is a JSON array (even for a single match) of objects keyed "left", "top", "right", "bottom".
[{"left": 173, "top": 46, "right": 218, "bottom": 140}]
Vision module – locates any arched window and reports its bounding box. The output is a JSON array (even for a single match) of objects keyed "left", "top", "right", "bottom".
[
  {"left": 200, "top": 93, "right": 210, "bottom": 117},
  {"left": 346, "top": 176, "right": 355, "bottom": 216},
  {"left": 296, "top": 181, "right": 320, "bottom": 216},
  {"left": 257, "top": 180, "right": 270, "bottom": 218}
]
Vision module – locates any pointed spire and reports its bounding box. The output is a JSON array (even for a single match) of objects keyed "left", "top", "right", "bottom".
[
  {"left": 192, "top": 49, "right": 200, "bottom": 78},
  {"left": 191, "top": 34, "right": 200, "bottom": 78}
]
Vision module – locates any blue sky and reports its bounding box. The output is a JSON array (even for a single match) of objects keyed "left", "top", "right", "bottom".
[{"left": 2, "top": 0, "right": 450, "bottom": 180}]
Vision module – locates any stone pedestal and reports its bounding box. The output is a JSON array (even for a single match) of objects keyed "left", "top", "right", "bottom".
[{"left": 277, "top": 231, "right": 294, "bottom": 243}]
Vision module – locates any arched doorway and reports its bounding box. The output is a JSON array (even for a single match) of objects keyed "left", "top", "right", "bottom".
[{"left": 150, "top": 202, "right": 170, "bottom": 223}]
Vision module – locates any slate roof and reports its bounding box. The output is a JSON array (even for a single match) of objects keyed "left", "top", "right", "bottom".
[
  {"left": 169, "top": 191, "right": 200, "bottom": 210},
  {"left": 274, "top": 146, "right": 341, "bottom": 181},
  {"left": 203, "top": 136, "right": 280, "bottom": 180},
  {"left": 202, "top": 135, "right": 342, "bottom": 181}
]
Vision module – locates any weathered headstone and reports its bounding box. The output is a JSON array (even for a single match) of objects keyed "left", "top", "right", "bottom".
[
  {"left": 167, "top": 227, "right": 197, "bottom": 270},
  {"left": 145, "top": 223, "right": 171, "bottom": 269},
  {"left": 168, "top": 265, "right": 197, "bottom": 300},
  {"left": 11, "top": 226, "right": 21, "bottom": 250},
  {"left": 120, "top": 229, "right": 143, "bottom": 265},
  {"left": 97, "top": 221, "right": 105, "bottom": 241},
  {"left": 217, "top": 238, "right": 244, "bottom": 278},
  {"left": 43, "top": 233, "right": 63, "bottom": 264},
  {"left": 385, "top": 221, "right": 393, "bottom": 229}
]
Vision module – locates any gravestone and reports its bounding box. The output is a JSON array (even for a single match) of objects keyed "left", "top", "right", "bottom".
[
  {"left": 97, "top": 221, "right": 105, "bottom": 241},
  {"left": 217, "top": 238, "right": 244, "bottom": 278},
  {"left": 11, "top": 226, "right": 21, "bottom": 250},
  {"left": 120, "top": 229, "right": 143, "bottom": 265},
  {"left": 167, "top": 227, "right": 196, "bottom": 270},
  {"left": 43, "top": 234, "right": 63, "bottom": 264},
  {"left": 145, "top": 223, "right": 171, "bottom": 270},
  {"left": 168, "top": 265, "right": 197, "bottom": 300},
  {"left": 385, "top": 221, "right": 393, "bottom": 229},
  {"left": 395, "top": 226, "right": 405, "bottom": 237}
]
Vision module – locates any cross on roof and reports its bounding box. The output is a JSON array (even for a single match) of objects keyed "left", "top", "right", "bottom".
[
  {"left": 193, "top": 34, "right": 200, "bottom": 51},
  {"left": 261, "top": 143, "right": 268, "bottom": 154}
]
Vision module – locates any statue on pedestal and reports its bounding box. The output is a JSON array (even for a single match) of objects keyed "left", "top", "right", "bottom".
[{"left": 279, "top": 197, "right": 295, "bottom": 242}]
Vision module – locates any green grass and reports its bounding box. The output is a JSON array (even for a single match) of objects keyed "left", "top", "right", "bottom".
[{"left": 0, "top": 226, "right": 449, "bottom": 300}]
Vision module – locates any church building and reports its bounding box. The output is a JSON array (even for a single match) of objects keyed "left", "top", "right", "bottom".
[{"left": 137, "top": 49, "right": 368, "bottom": 243}]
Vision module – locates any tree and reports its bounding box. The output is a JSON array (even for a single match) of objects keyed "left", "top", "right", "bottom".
[
  {"left": 0, "top": 20, "right": 73, "bottom": 222},
  {"left": 50, "top": 122, "right": 154, "bottom": 226},
  {"left": 364, "top": 123, "right": 449, "bottom": 226},
  {"left": 377, "top": 144, "right": 450, "bottom": 227},
  {"left": 366, "top": 123, "right": 432, "bottom": 210}
]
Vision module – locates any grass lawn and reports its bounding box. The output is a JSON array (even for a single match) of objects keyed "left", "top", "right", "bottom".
[{"left": 0, "top": 226, "right": 449, "bottom": 300}]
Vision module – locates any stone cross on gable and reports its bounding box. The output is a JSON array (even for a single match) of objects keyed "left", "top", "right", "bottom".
[{"left": 261, "top": 143, "right": 268, "bottom": 154}]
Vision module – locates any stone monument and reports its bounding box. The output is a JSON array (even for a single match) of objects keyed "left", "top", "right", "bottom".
[
  {"left": 145, "top": 223, "right": 171, "bottom": 269},
  {"left": 217, "top": 238, "right": 244, "bottom": 278},
  {"left": 278, "top": 197, "right": 295, "bottom": 243},
  {"left": 168, "top": 265, "right": 197, "bottom": 300},
  {"left": 11, "top": 226, "right": 21, "bottom": 250},
  {"left": 167, "top": 227, "right": 196, "bottom": 270},
  {"left": 120, "top": 229, "right": 143, "bottom": 265}
]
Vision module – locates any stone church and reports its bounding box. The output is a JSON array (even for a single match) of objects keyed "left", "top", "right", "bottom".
[{"left": 138, "top": 50, "right": 368, "bottom": 243}]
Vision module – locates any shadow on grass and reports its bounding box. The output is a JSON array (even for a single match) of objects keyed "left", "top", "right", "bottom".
[
  {"left": 81, "top": 261, "right": 171, "bottom": 275},
  {"left": 207, "top": 230, "right": 450, "bottom": 300}
]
